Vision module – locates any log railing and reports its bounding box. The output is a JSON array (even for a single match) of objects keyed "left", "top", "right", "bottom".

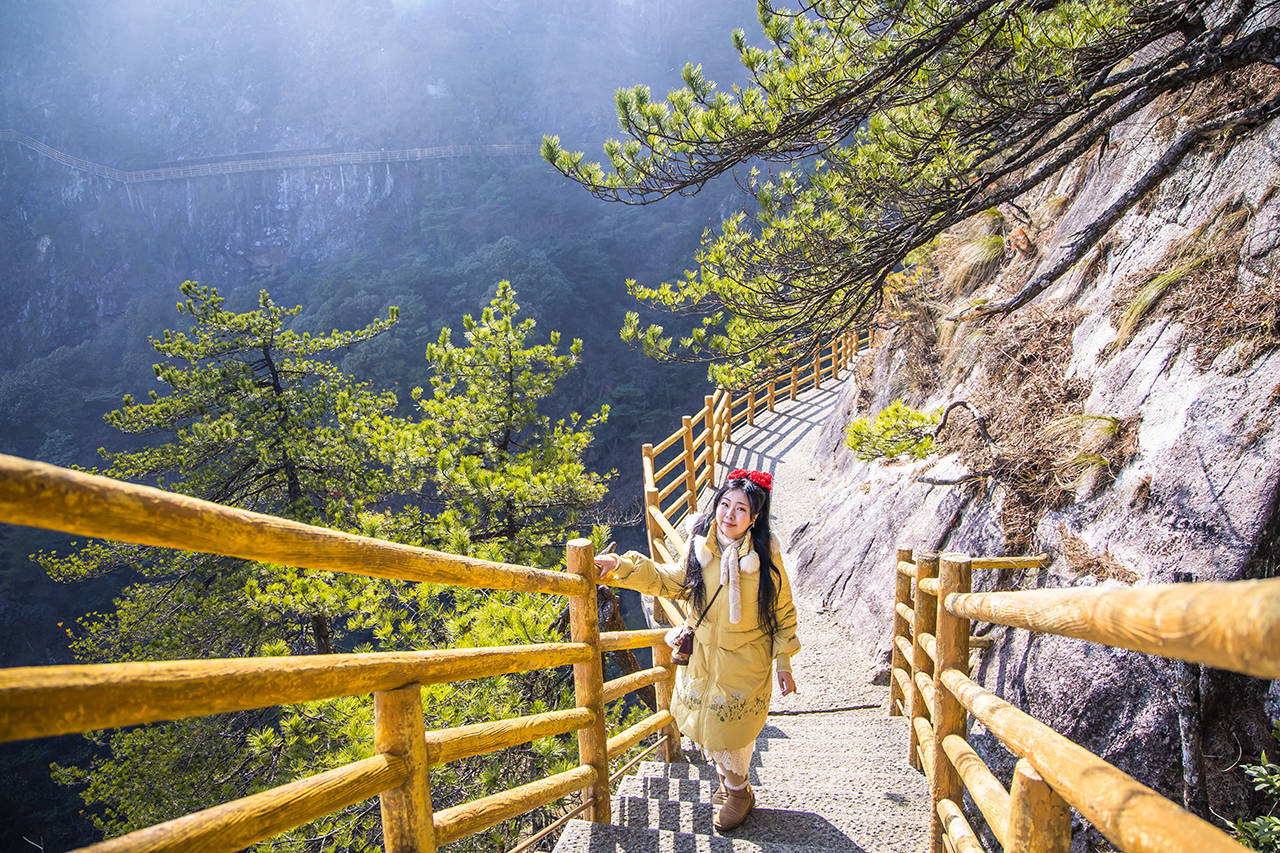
[
  {"left": 640, "top": 330, "right": 874, "bottom": 571},
  {"left": 889, "top": 546, "right": 1273, "bottom": 853},
  {"left": 0, "top": 454, "right": 678, "bottom": 853}
]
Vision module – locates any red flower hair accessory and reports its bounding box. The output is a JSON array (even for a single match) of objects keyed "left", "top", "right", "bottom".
[{"left": 728, "top": 468, "right": 772, "bottom": 491}]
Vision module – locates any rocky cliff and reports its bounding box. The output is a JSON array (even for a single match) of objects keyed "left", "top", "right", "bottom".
[{"left": 789, "top": 56, "right": 1280, "bottom": 841}]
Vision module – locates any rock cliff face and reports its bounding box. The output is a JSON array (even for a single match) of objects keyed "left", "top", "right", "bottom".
[
  {"left": 790, "top": 64, "right": 1280, "bottom": 839},
  {"left": 0, "top": 146, "right": 434, "bottom": 367}
]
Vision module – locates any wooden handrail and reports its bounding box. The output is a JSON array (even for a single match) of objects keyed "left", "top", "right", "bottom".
[
  {"left": 654, "top": 450, "right": 687, "bottom": 482},
  {"left": 948, "top": 579, "right": 1280, "bottom": 679},
  {"left": 0, "top": 452, "right": 696, "bottom": 852},
  {"left": 75, "top": 753, "right": 407, "bottom": 853},
  {"left": 940, "top": 668, "right": 1247, "bottom": 852},
  {"left": 637, "top": 331, "right": 871, "bottom": 563},
  {"left": 970, "top": 554, "right": 1049, "bottom": 569},
  {"left": 656, "top": 474, "right": 685, "bottom": 501},
  {"left": 940, "top": 733, "right": 1009, "bottom": 848},
  {"left": 433, "top": 764, "right": 597, "bottom": 847},
  {"left": 647, "top": 505, "right": 687, "bottom": 554},
  {"left": 652, "top": 427, "right": 684, "bottom": 455},
  {"left": 660, "top": 492, "right": 691, "bottom": 523},
  {"left": 422, "top": 708, "right": 595, "bottom": 767},
  {"left": 606, "top": 709, "right": 675, "bottom": 759},
  {"left": 889, "top": 542, "right": 1268, "bottom": 853},
  {"left": 0, "top": 454, "right": 587, "bottom": 597},
  {"left": 599, "top": 628, "right": 667, "bottom": 652},
  {"left": 0, "top": 643, "right": 592, "bottom": 743},
  {"left": 602, "top": 666, "right": 671, "bottom": 704}
]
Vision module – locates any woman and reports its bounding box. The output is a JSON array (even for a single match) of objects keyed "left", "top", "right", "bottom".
[{"left": 595, "top": 468, "right": 801, "bottom": 831}]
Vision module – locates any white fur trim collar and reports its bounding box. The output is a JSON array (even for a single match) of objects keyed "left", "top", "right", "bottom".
[{"left": 692, "top": 532, "right": 759, "bottom": 574}]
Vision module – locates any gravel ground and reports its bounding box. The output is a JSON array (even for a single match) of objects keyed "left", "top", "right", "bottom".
[
  {"left": 558, "top": 383, "right": 929, "bottom": 852},
  {"left": 717, "top": 385, "right": 883, "bottom": 708},
  {"left": 715, "top": 383, "right": 930, "bottom": 850}
]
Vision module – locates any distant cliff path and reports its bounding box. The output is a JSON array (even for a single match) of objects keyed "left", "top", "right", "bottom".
[
  {"left": 0, "top": 129, "right": 537, "bottom": 184},
  {"left": 713, "top": 378, "right": 932, "bottom": 852}
]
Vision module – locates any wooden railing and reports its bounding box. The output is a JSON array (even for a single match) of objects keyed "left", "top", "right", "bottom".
[
  {"left": 639, "top": 329, "right": 874, "bottom": 572},
  {"left": 889, "top": 546, "right": 1276, "bottom": 853},
  {"left": 0, "top": 454, "right": 679, "bottom": 852}
]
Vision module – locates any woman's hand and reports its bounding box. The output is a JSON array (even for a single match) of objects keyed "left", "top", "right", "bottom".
[
  {"left": 594, "top": 553, "right": 620, "bottom": 582},
  {"left": 777, "top": 670, "right": 797, "bottom": 697}
]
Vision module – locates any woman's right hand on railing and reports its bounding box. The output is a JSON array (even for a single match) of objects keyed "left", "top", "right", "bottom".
[{"left": 594, "top": 553, "right": 620, "bottom": 582}]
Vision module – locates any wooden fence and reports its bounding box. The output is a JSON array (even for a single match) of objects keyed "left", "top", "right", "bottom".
[
  {"left": 0, "top": 454, "right": 680, "bottom": 853},
  {"left": 889, "top": 546, "right": 1277, "bottom": 853},
  {"left": 640, "top": 329, "right": 874, "bottom": 570}
]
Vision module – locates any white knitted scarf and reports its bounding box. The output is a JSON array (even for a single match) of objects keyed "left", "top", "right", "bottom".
[{"left": 693, "top": 523, "right": 759, "bottom": 624}]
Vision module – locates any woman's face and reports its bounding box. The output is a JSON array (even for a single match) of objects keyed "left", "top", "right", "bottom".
[{"left": 715, "top": 488, "right": 757, "bottom": 540}]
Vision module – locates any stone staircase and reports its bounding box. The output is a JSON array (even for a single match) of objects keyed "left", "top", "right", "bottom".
[{"left": 553, "top": 707, "right": 930, "bottom": 853}]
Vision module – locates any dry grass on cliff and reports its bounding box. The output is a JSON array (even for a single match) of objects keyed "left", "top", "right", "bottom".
[
  {"left": 934, "top": 209, "right": 1009, "bottom": 300},
  {"left": 1107, "top": 197, "right": 1280, "bottom": 370},
  {"left": 931, "top": 302, "right": 1140, "bottom": 554},
  {"left": 1057, "top": 524, "right": 1139, "bottom": 583},
  {"left": 935, "top": 305, "right": 1088, "bottom": 552},
  {"left": 1180, "top": 63, "right": 1280, "bottom": 133}
]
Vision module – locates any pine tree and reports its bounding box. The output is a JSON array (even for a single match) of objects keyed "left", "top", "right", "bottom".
[
  {"left": 544, "top": 0, "right": 1280, "bottom": 381},
  {"left": 45, "top": 281, "right": 620, "bottom": 850},
  {"left": 44, "top": 281, "right": 408, "bottom": 839},
  {"left": 408, "top": 280, "right": 611, "bottom": 566}
]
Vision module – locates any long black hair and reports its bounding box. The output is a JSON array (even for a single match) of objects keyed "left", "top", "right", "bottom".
[{"left": 684, "top": 474, "right": 782, "bottom": 641}]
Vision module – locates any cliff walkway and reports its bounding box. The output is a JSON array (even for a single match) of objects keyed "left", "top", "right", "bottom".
[
  {"left": 0, "top": 331, "right": 1273, "bottom": 852},
  {"left": 0, "top": 129, "right": 538, "bottom": 184},
  {"left": 557, "top": 376, "right": 932, "bottom": 852}
]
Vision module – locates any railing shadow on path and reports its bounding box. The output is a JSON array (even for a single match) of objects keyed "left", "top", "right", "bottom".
[{"left": 716, "top": 386, "right": 843, "bottom": 477}]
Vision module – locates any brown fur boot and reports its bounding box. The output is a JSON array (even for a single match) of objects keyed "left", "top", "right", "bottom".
[{"left": 714, "top": 783, "right": 754, "bottom": 831}]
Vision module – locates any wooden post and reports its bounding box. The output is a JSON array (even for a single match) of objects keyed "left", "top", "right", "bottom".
[
  {"left": 790, "top": 366, "right": 799, "bottom": 400},
  {"left": 908, "top": 552, "right": 939, "bottom": 771},
  {"left": 931, "top": 553, "right": 972, "bottom": 853},
  {"left": 767, "top": 378, "right": 776, "bottom": 411},
  {"left": 567, "top": 539, "right": 610, "bottom": 822},
  {"left": 375, "top": 683, "right": 436, "bottom": 852},
  {"left": 723, "top": 392, "right": 733, "bottom": 447},
  {"left": 889, "top": 548, "right": 914, "bottom": 717},
  {"left": 813, "top": 353, "right": 822, "bottom": 389},
  {"left": 747, "top": 388, "right": 756, "bottom": 426},
  {"left": 652, "top": 642, "right": 682, "bottom": 762},
  {"left": 641, "top": 444, "right": 661, "bottom": 558},
  {"left": 831, "top": 340, "right": 841, "bottom": 380},
  {"left": 1006, "top": 759, "right": 1070, "bottom": 853},
  {"left": 681, "top": 416, "right": 698, "bottom": 515},
  {"left": 704, "top": 394, "right": 716, "bottom": 473}
]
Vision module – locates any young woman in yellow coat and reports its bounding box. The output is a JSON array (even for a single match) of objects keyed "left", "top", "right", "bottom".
[{"left": 595, "top": 469, "right": 801, "bottom": 831}]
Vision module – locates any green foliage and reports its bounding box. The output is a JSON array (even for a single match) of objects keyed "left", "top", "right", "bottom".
[
  {"left": 409, "top": 280, "right": 612, "bottom": 566},
  {"left": 1234, "top": 721, "right": 1280, "bottom": 852},
  {"left": 41, "top": 280, "right": 617, "bottom": 850},
  {"left": 38, "top": 282, "right": 410, "bottom": 841},
  {"left": 545, "top": 0, "right": 1265, "bottom": 377},
  {"left": 844, "top": 401, "right": 939, "bottom": 461}
]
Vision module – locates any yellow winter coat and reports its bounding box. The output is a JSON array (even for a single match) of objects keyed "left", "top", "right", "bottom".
[{"left": 608, "top": 530, "right": 801, "bottom": 751}]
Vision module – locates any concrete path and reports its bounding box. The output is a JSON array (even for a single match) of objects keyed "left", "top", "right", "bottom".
[{"left": 557, "top": 380, "right": 931, "bottom": 852}]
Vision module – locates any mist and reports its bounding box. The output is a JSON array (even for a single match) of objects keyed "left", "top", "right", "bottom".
[{"left": 0, "top": 1, "right": 761, "bottom": 846}]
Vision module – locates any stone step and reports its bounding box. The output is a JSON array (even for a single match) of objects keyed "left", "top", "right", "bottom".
[
  {"left": 551, "top": 818, "right": 831, "bottom": 853},
  {"left": 634, "top": 760, "right": 721, "bottom": 782},
  {"left": 616, "top": 774, "right": 716, "bottom": 803},
  {"left": 610, "top": 794, "right": 873, "bottom": 850}
]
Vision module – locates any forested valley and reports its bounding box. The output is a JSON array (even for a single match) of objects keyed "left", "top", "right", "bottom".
[
  {"left": 0, "top": 2, "right": 757, "bottom": 848},
  {"left": 7, "top": 0, "right": 1280, "bottom": 849}
]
